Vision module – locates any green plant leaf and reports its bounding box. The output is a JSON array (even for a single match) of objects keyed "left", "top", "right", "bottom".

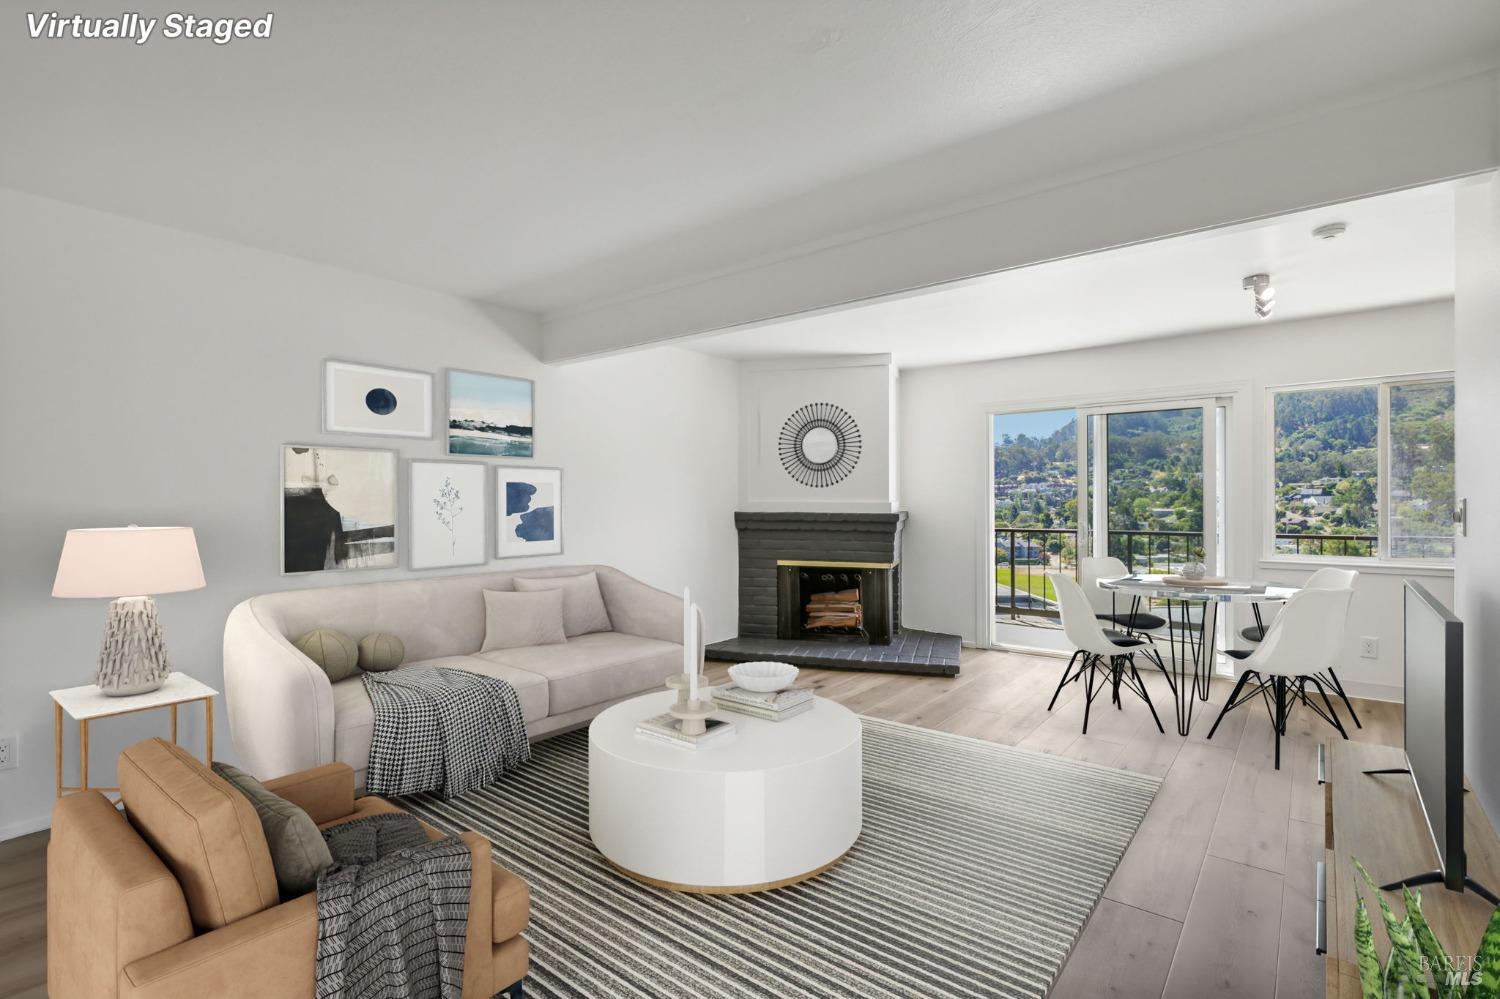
[
  {"left": 1355, "top": 860, "right": 1427, "bottom": 995},
  {"left": 1405, "top": 888, "right": 1456, "bottom": 999},
  {"left": 1356, "top": 895, "right": 1386, "bottom": 999},
  {"left": 1467, "top": 901, "right": 1500, "bottom": 999}
]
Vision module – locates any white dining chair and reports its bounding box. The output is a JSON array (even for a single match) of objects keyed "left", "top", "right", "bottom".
[
  {"left": 1205, "top": 585, "right": 1354, "bottom": 768},
  {"left": 1047, "top": 573, "right": 1167, "bottom": 736},
  {"left": 1081, "top": 556, "right": 1167, "bottom": 635},
  {"left": 1238, "top": 567, "right": 1361, "bottom": 728}
]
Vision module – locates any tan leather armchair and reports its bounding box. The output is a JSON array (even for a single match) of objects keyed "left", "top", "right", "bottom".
[{"left": 48, "top": 738, "right": 529, "bottom": 999}]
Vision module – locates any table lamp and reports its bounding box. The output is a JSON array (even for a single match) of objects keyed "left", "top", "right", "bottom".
[{"left": 52, "top": 526, "right": 206, "bottom": 696}]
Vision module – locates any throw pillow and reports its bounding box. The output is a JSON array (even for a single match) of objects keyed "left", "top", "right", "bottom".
[
  {"left": 292, "top": 628, "right": 359, "bottom": 682},
  {"left": 481, "top": 588, "right": 567, "bottom": 652},
  {"left": 358, "top": 632, "right": 405, "bottom": 672},
  {"left": 513, "top": 571, "right": 612, "bottom": 637},
  {"left": 212, "top": 761, "right": 333, "bottom": 899}
]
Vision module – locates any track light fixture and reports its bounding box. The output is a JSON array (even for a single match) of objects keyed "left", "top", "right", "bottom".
[{"left": 1243, "top": 273, "right": 1275, "bottom": 320}]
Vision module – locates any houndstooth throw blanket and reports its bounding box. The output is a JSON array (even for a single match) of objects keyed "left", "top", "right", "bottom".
[
  {"left": 363, "top": 667, "right": 531, "bottom": 799},
  {"left": 315, "top": 813, "right": 471, "bottom": 999}
]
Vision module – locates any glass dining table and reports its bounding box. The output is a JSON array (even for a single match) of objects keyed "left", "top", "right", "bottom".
[{"left": 1097, "top": 575, "right": 1300, "bottom": 736}]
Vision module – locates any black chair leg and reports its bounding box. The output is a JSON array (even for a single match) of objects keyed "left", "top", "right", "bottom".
[
  {"left": 1206, "top": 668, "right": 1257, "bottom": 740},
  {"left": 1324, "top": 668, "right": 1362, "bottom": 729},
  {"left": 1272, "top": 675, "right": 1287, "bottom": 770},
  {"left": 1129, "top": 656, "right": 1166, "bottom": 734},
  {"left": 1081, "top": 656, "right": 1097, "bottom": 735},
  {"left": 1302, "top": 674, "right": 1349, "bottom": 740},
  {"left": 1048, "top": 650, "right": 1084, "bottom": 711}
]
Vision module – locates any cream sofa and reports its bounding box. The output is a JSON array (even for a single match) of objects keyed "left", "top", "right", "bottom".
[{"left": 224, "top": 565, "right": 692, "bottom": 788}]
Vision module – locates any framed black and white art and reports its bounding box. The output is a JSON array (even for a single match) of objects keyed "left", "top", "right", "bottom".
[
  {"left": 281, "top": 444, "right": 399, "bottom": 574},
  {"left": 323, "top": 360, "right": 433, "bottom": 438},
  {"left": 408, "top": 460, "right": 488, "bottom": 570}
]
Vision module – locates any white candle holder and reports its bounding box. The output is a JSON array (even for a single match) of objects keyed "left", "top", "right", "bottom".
[
  {"left": 665, "top": 672, "right": 710, "bottom": 707},
  {"left": 668, "top": 698, "right": 716, "bottom": 737}
]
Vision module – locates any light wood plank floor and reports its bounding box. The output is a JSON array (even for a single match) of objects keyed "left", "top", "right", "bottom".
[{"left": 0, "top": 647, "right": 1399, "bottom": 999}]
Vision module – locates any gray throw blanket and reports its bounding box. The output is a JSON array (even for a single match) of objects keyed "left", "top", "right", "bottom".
[
  {"left": 363, "top": 667, "right": 531, "bottom": 799},
  {"left": 315, "top": 813, "right": 471, "bottom": 999}
]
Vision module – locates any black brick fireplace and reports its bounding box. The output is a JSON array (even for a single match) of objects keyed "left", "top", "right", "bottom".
[{"left": 705, "top": 511, "right": 961, "bottom": 676}]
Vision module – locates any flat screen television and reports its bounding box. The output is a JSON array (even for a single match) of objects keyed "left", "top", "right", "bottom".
[{"left": 1370, "top": 580, "right": 1496, "bottom": 904}]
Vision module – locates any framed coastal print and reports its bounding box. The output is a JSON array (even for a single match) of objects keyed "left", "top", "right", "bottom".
[
  {"left": 323, "top": 360, "right": 433, "bottom": 438},
  {"left": 282, "top": 445, "right": 398, "bottom": 574},
  {"left": 447, "top": 369, "right": 534, "bottom": 457},
  {"left": 496, "top": 466, "right": 562, "bottom": 558},
  {"left": 408, "top": 460, "right": 487, "bottom": 569}
]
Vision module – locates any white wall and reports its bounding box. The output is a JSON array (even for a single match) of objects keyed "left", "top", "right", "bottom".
[
  {"left": 738, "top": 355, "right": 898, "bottom": 512},
  {"left": 0, "top": 190, "right": 740, "bottom": 839},
  {"left": 899, "top": 301, "right": 1456, "bottom": 700},
  {"left": 1454, "top": 176, "right": 1500, "bottom": 822}
]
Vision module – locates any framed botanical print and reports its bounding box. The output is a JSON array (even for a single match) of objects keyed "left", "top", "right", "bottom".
[
  {"left": 495, "top": 466, "right": 562, "bottom": 558},
  {"left": 324, "top": 360, "right": 433, "bottom": 438},
  {"left": 408, "top": 460, "right": 487, "bottom": 569},
  {"left": 282, "top": 445, "right": 398, "bottom": 573},
  {"left": 447, "top": 369, "right": 534, "bottom": 457}
]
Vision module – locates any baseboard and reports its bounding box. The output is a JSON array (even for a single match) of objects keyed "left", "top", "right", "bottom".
[
  {"left": 1335, "top": 679, "right": 1403, "bottom": 703},
  {"left": 0, "top": 812, "right": 50, "bottom": 843}
]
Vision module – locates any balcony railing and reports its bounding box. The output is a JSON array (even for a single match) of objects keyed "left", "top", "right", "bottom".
[
  {"left": 1273, "top": 533, "right": 1454, "bottom": 559},
  {"left": 996, "top": 527, "right": 1205, "bottom": 623},
  {"left": 994, "top": 528, "right": 1076, "bottom": 619}
]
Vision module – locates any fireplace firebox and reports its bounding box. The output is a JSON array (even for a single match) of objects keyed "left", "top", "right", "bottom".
[{"left": 776, "top": 561, "right": 895, "bottom": 645}]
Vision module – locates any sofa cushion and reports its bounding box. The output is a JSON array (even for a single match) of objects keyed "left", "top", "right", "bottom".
[
  {"left": 478, "top": 632, "right": 681, "bottom": 716},
  {"left": 213, "top": 761, "right": 333, "bottom": 899},
  {"left": 481, "top": 588, "right": 567, "bottom": 652},
  {"left": 331, "top": 656, "right": 550, "bottom": 785},
  {"left": 514, "top": 571, "right": 611, "bottom": 637},
  {"left": 118, "top": 738, "right": 280, "bottom": 931}
]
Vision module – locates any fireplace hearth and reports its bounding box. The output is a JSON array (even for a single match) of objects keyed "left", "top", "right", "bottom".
[{"left": 705, "top": 511, "right": 961, "bottom": 676}]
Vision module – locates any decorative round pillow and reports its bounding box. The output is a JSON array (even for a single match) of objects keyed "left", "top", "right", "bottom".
[
  {"left": 358, "top": 633, "right": 405, "bottom": 672},
  {"left": 293, "top": 629, "right": 359, "bottom": 682}
]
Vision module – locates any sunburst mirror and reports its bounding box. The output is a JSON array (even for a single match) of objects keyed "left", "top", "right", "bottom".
[{"left": 777, "top": 402, "right": 862, "bottom": 487}]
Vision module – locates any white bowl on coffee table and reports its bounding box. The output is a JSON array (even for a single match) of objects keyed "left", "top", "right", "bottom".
[{"left": 729, "top": 661, "right": 799, "bottom": 693}]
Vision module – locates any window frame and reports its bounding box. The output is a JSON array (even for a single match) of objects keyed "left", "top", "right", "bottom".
[{"left": 1262, "top": 371, "right": 1455, "bottom": 570}]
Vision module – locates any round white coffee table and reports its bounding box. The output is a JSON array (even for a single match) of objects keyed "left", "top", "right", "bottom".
[{"left": 589, "top": 689, "right": 862, "bottom": 893}]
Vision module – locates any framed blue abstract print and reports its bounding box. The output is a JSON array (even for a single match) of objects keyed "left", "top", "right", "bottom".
[{"left": 496, "top": 466, "right": 562, "bottom": 557}]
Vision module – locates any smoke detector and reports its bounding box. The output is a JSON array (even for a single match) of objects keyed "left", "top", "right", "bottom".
[
  {"left": 1243, "top": 273, "right": 1275, "bottom": 320},
  {"left": 1312, "top": 222, "right": 1348, "bottom": 240}
]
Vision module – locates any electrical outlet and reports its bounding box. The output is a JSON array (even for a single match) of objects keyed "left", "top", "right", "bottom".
[
  {"left": 0, "top": 735, "right": 16, "bottom": 771},
  {"left": 1359, "top": 637, "right": 1379, "bottom": 659}
]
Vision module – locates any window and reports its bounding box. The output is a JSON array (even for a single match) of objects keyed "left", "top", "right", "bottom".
[
  {"left": 1270, "top": 377, "right": 1454, "bottom": 562},
  {"left": 1389, "top": 381, "right": 1456, "bottom": 560}
]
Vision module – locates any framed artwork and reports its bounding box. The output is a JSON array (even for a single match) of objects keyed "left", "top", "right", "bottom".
[
  {"left": 282, "top": 445, "right": 398, "bottom": 574},
  {"left": 496, "top": 466, "right": 563, "bottom": 558},
  {"left": 447, "top": 369, "right": 534, "bottom": 457},
  {"left": 323, "top": 360, "right": 433, "bottom": 438},
  {"left": 408, "top": 460, "right": 487, "bottom": 570}
]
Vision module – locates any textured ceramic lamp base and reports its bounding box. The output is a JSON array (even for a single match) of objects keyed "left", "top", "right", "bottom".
[{"left": 96, "top": 595, "right": 171, "bottom": 696}]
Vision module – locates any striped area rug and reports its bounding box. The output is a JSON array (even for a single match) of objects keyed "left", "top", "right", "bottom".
[{"left": 399, "top": 716, "right": 1160, "bottom": 999}]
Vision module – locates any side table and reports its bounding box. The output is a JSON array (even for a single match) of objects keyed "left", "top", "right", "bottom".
[{"left": 50, "top": 672, "right": 218, "bottom": 799}]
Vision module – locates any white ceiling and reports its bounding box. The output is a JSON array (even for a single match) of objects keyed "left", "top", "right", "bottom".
[
  {"left": 4, "top": 1, "right": 1496, "bottom": 323},
  {"left": 686, "top": 182, "right": 1458, "bottom": 368}
]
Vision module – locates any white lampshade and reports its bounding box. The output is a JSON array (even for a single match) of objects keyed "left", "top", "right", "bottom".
[{"left": 52, "top": 526, "right": 206, "bottom": 599}]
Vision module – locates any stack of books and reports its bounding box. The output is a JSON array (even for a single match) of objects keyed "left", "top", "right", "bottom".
[
  {"left": 711, "top": 685, "right": 815, "bottom": 722},
  {"left": 635, "top": 712, "right": 736, "bottom": 748}
]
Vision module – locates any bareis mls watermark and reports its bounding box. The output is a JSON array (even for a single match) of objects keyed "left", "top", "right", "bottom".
[{"left": 26, "top": 11, "right": 274, "bottom": 45}]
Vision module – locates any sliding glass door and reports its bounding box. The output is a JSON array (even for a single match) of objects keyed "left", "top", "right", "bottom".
[{"left": 991, "top": 399, "right": 1226, "bottom": 648}]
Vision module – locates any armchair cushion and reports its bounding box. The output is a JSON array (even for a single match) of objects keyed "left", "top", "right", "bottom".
[
  {"left": 213, "top": 761, "right": 332, "bottom": 898},
  {"left": 118, "top": 739, "right": 279, "bottom": 932},
  {"left": 262, "top": 762, "right": 356, "bottom": 825}
]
